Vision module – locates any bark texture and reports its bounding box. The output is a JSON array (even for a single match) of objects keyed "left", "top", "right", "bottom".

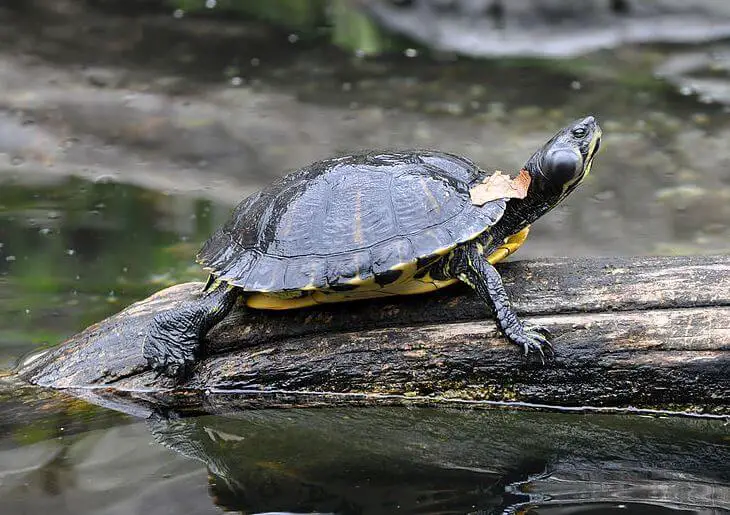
[{"left": 16, "top": 256, "right": 730, "bottom": 414}]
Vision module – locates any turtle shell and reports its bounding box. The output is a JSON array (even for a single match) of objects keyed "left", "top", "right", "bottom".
[{"left": 197, "top": 151, "right": 506, "bottom": 291}]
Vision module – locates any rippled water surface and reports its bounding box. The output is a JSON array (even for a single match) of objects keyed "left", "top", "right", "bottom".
[{"left": 1, "top": 2, "right": 730, "bottom": 513}]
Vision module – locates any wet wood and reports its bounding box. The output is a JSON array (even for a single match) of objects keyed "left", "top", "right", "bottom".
[{"left": 16, "top": 255, "right": 730, "bottom": 414}]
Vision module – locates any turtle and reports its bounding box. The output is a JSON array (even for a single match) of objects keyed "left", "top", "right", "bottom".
[{"left": 144, "top": 116, "right": 602, "bottom": 380}]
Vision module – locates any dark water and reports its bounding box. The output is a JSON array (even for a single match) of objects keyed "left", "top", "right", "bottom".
[
  {"left": 1, "top": 381, "right": 729, "bottom": 514},
  {"left": 1, "top": 3, "right": 730, "bottom": 514}
]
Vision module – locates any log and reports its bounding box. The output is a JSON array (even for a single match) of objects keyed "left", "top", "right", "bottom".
[{"left": 16, "top": 255, "right": 730, "bottom": 415}]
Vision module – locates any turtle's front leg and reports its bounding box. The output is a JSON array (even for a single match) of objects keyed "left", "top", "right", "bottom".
[
  {"left": 447, "top": 243, "right": 553, "bottom": 363},
  {"left": 143, "top": 281, "right": 240, "bottom": 380}
]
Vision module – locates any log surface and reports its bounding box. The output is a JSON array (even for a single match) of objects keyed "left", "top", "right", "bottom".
[{"left": 16, "top": 255, "right": 730, "bottom": 414}]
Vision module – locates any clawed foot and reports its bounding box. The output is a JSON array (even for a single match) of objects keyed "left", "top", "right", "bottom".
[
  {"left": 147, "top": 351, "right": 196, "bottom": 381},
  {"left": 504, "top": 324, "right": 554, "bottom": 365},
  {"left": 143, "top": 312, "right": 202, "bottom": 381},
  {"left": 144, "top": 334, "right": 199, "bottom": 381}
]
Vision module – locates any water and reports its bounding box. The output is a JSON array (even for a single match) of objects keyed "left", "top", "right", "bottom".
[
  {"left": 0, "top": 175, "right": 228, "bottom": 370},
  {"left": 1, "top": 2, "right": 730, "bottom": 513},
  {"left": 1, "top": 385, "right": 728, "bottom": 514}
]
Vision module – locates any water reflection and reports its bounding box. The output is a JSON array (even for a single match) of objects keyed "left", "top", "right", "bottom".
[
  {"left": 2, "top": 380, "right": 727, "bottom": 515},
  {"left": 145, "top": 408, "right": 730, "bottom": 513}
]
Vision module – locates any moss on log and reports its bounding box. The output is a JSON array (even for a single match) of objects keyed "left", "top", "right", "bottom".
[{"left": 16, "top": 255, "right": 730, "bottom": 414}]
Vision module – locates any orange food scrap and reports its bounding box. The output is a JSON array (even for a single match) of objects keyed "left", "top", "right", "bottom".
[{"left": 469, "top": 169, "right": 531, "bottom": 206}]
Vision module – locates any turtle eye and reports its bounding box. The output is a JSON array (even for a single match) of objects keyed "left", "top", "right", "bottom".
[
  {"left": 543, "top": 149, "right": 581, "bottom": 183},
  {"left": 572, "top": 126, "right": 587, "bottom": 139}
]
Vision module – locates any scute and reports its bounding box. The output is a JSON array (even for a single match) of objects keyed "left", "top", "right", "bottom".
[
  {"left": 197, "top": 151, "right": 506, "bottom": 291},
  {"left": 370, "top": 237, "right": 415, "bottom": 275},
  {"left": 418, "top": 152, "right": 483, "bottom": 184},
  {"left": 390, "top": 171, "right": 465, "bottom": 232},
  {"left": 408, "top": 225, "right": 456, "bottom": 258}
]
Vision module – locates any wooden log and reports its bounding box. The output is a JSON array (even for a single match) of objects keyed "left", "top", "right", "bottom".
[{"left": 16, "top": 255, "right": 730, "bottom": 415}]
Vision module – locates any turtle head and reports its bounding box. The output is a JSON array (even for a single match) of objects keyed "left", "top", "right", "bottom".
[
  {"left": 523, "top": 115, "right": 602, "bottom": 202},
  {"left": 495, "top": 116, "right": 601, "bottom": 240}
]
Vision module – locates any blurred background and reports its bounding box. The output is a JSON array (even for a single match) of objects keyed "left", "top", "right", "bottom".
[
  {"left": 3, "top": 0, "right": 730, "bottom": 365},
  {"left": 1, "top": 2, "right": 730, "bottom": 513}
]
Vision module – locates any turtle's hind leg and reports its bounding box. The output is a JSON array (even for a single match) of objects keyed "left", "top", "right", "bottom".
[{"left": 143, "top": 280, "right": 240, "bottom": 380}]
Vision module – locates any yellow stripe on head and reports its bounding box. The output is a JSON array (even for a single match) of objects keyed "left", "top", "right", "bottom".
[{"left": 582, "top": 126, "right": 602, "bottom": 180}]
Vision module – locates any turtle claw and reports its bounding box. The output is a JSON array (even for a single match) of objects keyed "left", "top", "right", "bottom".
[
  {"left": 164, "top": 362, "right": 190, "bottom": 382},
  {"left": 532, "top": 325, "right": 553, "bottom": 339},
  {"left": 147, "top": 356, "right": 194, "bottom": 382},
  {"left": 145, "top": 340, "right": 198, "bottom": 381},
  {"left": 509, "top": 324, "right": 555, "bottom": 365}
]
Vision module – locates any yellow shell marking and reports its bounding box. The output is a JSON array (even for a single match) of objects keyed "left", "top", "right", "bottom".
[
  {"left": 486, "top": 225, "right": 530, "bottom": 264},
  {"left": 244, "top": 226, "right": 531, "bottom": 310}
]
